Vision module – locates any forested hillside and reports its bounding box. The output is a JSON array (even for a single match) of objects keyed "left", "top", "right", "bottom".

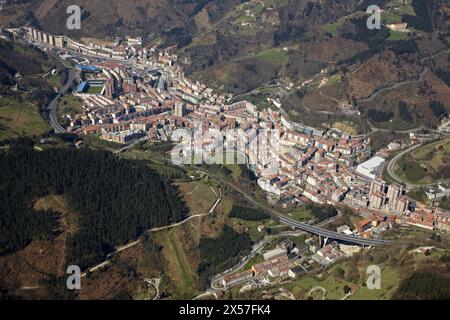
[
  {"left": 0, "top": 139, "right": 187, "bottom": 268},
  {"left": 2, "top": 1, "right": 450, "bottom": 131},
  {"left": 197, "top": 225, "right": 252, "bottom": 286},
  {"left": 0, "top": 0, "right": 242, "bottom": 44},
  {"left": 229, "top": 205, "right": 270, "bottom": 221},
  {"left": 395, "top": 269, "right": 450, "bottom": 300}
]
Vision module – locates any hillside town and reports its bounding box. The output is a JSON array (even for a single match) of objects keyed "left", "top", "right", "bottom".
[
  {"left": 2, "top": 0, "right": 450, "bottom": 306},
  {"left": 9, "top": 26, "right": 448, "bottom": 241}
]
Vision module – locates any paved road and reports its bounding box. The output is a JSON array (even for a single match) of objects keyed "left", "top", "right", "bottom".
[
  {"left": 359, "top": 68, "right": 428, "bottom": 104},
  {"left": 385, "top": 144, "right": 422, "bottom": 188},
  {"left": 277, "top": 215, "right": 390, "bottom": 246},
  {"left": 208, "top": 211, "right": 342, "bottom": 291},
  {"left": 386, "top": 139, "right": 450, "bottom": 189},
  {"left": 199, "top": 169, "right": 391, "bottom": 247},
  {"left": 46, "top": 67, "right": 74, "bottom": 134},
  {"left": 366, "top": 119, "right": 427, "bottom": 135},
  {"left": 359, "top": 48, "right": 449, "bottom": 106},
  {"left": 209, "top": 230, "right": 306, "bottom": 290}
]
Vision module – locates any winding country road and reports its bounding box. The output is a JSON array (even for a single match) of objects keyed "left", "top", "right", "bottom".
[
  {"left": 359, "top": 67, "right": 429, "bottom": 104},
  {"left": 366, "top": 119, "right": 426, "bottom": 135},
  {"left": 148, "top": 187, "right": 222, "bottom": 232},
  {"left": 359, "top": 47, "right": 449, "bottom": 105},
  {"left": 81, "top": 185, "right": 222, "bottom": 277}
]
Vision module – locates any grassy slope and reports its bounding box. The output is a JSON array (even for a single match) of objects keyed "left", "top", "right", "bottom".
[
  {"left": 395, "top": 139, "right": 450, "bottom": 184},
  {"left": 0, "top": 40, "right": 64, "bottom": 139},
  {"left": 57, "top": 95, "right": 84, "bottom": 124},
  {"left": 176, "top": 180, "right": 217, "bottom": 216},
  {"left": 0, "top": 96, "right": 49, "bottom": 140}
]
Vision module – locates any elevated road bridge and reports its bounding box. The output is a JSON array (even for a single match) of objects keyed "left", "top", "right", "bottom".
[{"left": 277, "top": 215, "right": 391, "bottom": 246}]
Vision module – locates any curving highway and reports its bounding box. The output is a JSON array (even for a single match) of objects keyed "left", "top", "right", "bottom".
[
  {"left": 208, "top": 212, "right": 344, "bottom": 291},
  {"left": 276, "top": 215, "right": 391, "bottom": 246},
  {"left": 386, "top": 139, "right": 450, "bottom": 189},
  {"left": 385, "top": 144, "right": 421, "bottom": 188},
  {"left": 199, "top": 169, "right": 392, "bottom": 247},
  {"left": 46, "top": 67, "right": 74, "bottom": 134}
]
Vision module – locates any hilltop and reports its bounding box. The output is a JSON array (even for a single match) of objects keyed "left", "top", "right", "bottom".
[{"left": 0, "top": 0, "right": 242, "bottom": 44}]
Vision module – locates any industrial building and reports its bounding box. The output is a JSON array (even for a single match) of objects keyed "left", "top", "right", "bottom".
[{"left": 356, "top": 156, "right": 386, "bottom": 180}]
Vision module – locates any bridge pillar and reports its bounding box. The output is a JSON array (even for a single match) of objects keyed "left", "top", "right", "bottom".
[{"left": 318, "top": 236, "right": 329, "bottom": 247}]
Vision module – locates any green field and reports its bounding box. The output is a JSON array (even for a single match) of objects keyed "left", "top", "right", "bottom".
[
  {"left": 0, "top": 96, "right": 49, "bottom": 140},
  {"left": 350, "top": 266, "right": 399, "bottom": 300},
  {"left": 155, "top": 228, "right": 201, "bottom": 299},
  {"left": 284, "top": 262, "right": 399, "bottom": 300},
  {"left": 235, "top": 14, "right": 256, "bottom": 24},
  {"left": 86, "top": 85, "right": 104, "bottom": 95},
  {"left": 254, "top": 48, "right": 289, "bottom": 65},
  {"left": 382, "top": 11, "right": 403, "bottom": 24},
  {"left": 323, "top": 11, "right": 367, "bottom": 36},
  {"left": 387, "top": 30, "right": 409, "bottom": 41},
  {"left": 286, "top": 208, "right": 313, "bottom": 222},
  {"left": 243, "top": 254, "right": 264, "bottom": 271},
  {"left": 176, "top": 180, "right": 217, "bottom": 216},
  {"left": 323, "top": 9, "right": 406, "bottom": 38},
  {"left": 386, "top": 0, "right": 416, "bottom": 16},
  {"left": 46, "top": 74, "right": 62, "bottom": 89},
  {"left": 231, "top": 91, "right": 273, "bottom": 110},
  {"left": 82, "top": 134, "right": 122, "bottom": 151},
  {"left": 166, "top": 229, "right": 199, "bottom": 297},
  {"left": 395, "top": 139, "right": 450, "bottom": 185},
  {"left": 58, "top": 95, "right": 84, "bottom": 124},
  {"left": 239, "top": 1, "right": 265, "bottom": 15},
  {"left": 323, "top": 20, "right": 345, "bottom": 36},
  {"left": 229, "top": 217, "right": 270, "bottom": 243},
  {"left": 263, "top": 0, "right": 278, "bottom": 8}
]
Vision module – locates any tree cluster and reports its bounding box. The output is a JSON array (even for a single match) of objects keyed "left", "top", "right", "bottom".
[
  {"left": 197, "top": 225, "right": 252, "bottom": 287},
  {"left": 0, "top": 139, "right": 187, "bottom": 269},
  {"left": 229, "top": 205, "right": 269, "bottom": 221}
]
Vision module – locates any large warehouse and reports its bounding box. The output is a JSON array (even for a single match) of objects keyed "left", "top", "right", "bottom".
[{"left": 356, "top": 156, "right": 386, "bottom": 180}]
